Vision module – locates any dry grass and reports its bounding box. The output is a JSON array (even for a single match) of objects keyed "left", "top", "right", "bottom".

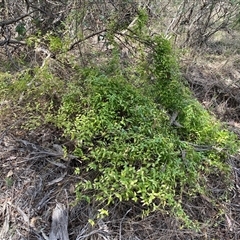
[{"left": 182, "top": 31, "right": 240, "bottom": 122}]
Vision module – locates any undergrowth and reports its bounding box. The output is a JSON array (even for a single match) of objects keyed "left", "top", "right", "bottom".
[{"left": 0, "top": 34, "right": 238, "bottom": 228}]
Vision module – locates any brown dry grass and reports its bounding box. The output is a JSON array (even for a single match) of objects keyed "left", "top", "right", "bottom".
[{"left": 182, "top": 31, "right": 240, "bottom": 122}]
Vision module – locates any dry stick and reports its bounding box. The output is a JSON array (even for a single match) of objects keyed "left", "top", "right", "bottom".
[
  {"left": 36, "top": 190, "right": 55, "bottom": 212},
  {"left": 0, "top": 39, "right": 26, "bottom": 46},
  {"left": 119, "top": 208, "right": 132, "bottom": 240},
  {"left": 0, "top": 118, "right": 24, "bottom": 143},
  {"left": 167, "top": 0, "right": 185, "bottom": 35},
  {"left": 114, "top": 34, "right": 133, "bottom": 54},
  {"left": 0, "top": 10, "right": 36, "bottom": 27},
  {"left": 68, "top": 29, "right": 108, "bottom": 51},
  {"left": 0, "top": 201, "right": 10, "bottom": 237},
  {"left": 1, "top": 25, "right": 19, "bottom": 67},
  {"left": 116, "top": 29, "right": 153, "bottom": 47},
  {"left": 76, "top": 229, "right": 109, "bottom": 240},
  {"left": 0, "top": 11, "right": 36, "bottom": 50}
]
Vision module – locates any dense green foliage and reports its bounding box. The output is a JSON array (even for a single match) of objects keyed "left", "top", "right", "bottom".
[
  {"left": 48, "top": 37, "right": 237, "bottom": 224},
  {"left": 1, "top": 2, "right": 240, "bottom": 238},
  {"left": 0, "top": 33, "right": 238, "bottom": 227}
]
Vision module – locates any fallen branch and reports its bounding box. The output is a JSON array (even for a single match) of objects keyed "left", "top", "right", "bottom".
[
  {"left": 68, "top": 29, "right": 108, "bottom": 51},
  {"left": 0, "top": 39, "right": 26, "bottom": 46},
  {"left": 0, "top": 10, "right": 36, "bottom": 27},
  {"left": 49, "top": 203, "right": 69, "bottom": 240}
]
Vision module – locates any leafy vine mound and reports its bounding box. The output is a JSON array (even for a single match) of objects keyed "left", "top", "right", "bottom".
[
  {"left": 54, "top": 37, "right": 237, "bottom": 227},
  {"left": 3, "top": 35, "right": 235, "bottom": 224},
  {"left": 0, "top": 32, "right": 239, "bottom": 239}
]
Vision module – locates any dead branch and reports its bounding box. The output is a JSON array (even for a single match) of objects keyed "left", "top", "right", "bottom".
[
  {"left": 0, "top": 10, "right": 36, "bottom": 27},
  {"left": 49, "top": 203, "right": 69, "bottom": 240},
  {"left": 68, "top": 29, "right": 108, "bottom": 51}
]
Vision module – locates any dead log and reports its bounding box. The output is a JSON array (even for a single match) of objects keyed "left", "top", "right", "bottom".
[{"left": 49, "top": 203, "right": 69, "bottom": 240}]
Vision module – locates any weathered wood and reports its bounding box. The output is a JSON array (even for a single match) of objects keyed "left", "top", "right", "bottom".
[{"left": 49, "top": 203, "right": 69, "bottom": 240}]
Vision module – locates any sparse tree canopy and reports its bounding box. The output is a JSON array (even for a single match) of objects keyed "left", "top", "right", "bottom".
[{"left": 1, "top": 0, "right": 240, "bottom": 63}]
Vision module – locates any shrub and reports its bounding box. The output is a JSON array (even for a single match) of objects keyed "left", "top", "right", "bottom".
[
  {"left": 0, "top": 32, "right": 237, "bottom": 227},
  {"left": 51, "top": 36, "right": 237, "bottom": 226}
]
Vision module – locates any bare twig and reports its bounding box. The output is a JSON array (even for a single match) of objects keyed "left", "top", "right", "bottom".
[
  {"left": 76, "top": 229, "right": 109, "bottom": 240},
  {"left": 68, "top": 29, "right": 108, "bottom": 51},
  {"left": 0, "top": 10, "right": 36, "bottom": 27},
  {"left": 119, "top": 208, "right": 132, "bottom": 240},
  {"left": 0, "top": 118, "right": 24, "bottom": 143},
  {"left": 0, "top": 39, "right": 26, "bottom": 46}
]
